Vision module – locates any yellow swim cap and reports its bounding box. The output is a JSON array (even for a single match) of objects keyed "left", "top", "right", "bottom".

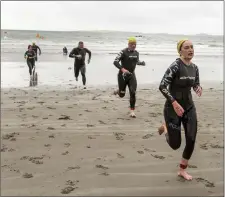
[
  {"left": 128, "top": 37, "right": 136, "bottom": 43},
  {"left": 177, "top": 39, "right": 188, "bottom": 53}
]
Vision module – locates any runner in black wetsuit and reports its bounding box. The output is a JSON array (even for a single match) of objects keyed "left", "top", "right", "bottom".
[
  {"left": 113, "top": 37, "right": 146, "bottom": 118},
  {"left": 32, "top": 42, "right": 41, "bottom": 61},
  {"left": 63, "top": 46, "right": 68, "bottom": 55},
  {"left": 69, "top": 41, "right": 91, "bottom": 89},
  {"left": 158, "top": 39, "right": 202, "bottom": 181},
  {"left": 24, "top": 45, "right": 36, "bottom": 78}
]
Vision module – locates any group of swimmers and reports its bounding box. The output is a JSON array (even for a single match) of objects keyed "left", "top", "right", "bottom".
[{"left": 24, "top": 37, "right": 202, "bottom": 181}]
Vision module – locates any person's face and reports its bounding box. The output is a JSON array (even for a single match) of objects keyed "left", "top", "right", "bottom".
[
  {"left": 128, "top": 42, "right": 136, "bottom": 51},
  {"left": 79, "top": 43, "right": 84, "bottom": 49},
  {"left": 179, "top": 40, "right": 194, "bottom": 60}
]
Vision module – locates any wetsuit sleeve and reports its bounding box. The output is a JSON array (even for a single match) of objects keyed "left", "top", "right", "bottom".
[
  {"left": 193, "top": 65, "right": 200, "bottom": 89},
  {"left": 113, "top": 50, "right": 124, "bottom": 69},
  {"left": 136, "top": 52, "right": 145, "bottom": 66},
  {"left": 37, "top": 46, "right": 41, "bottom": 54},
  {"left": 24, "top": 51, "right": 28, "bottom": 58},
  {"left": 159, "top": 63, "right": 179, "bottom": 103},
  {"left": 69, "top": 48, "right": 77, "bottom": 58},
  {"left": 85, "top": 48, "right": 91, "bottom": 60},
  {"left": 33, "top": 50, "right": 37, "bottom": 58}
]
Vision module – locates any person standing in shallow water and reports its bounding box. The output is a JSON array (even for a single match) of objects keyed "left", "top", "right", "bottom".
[
  {"left": 113, "top": 37, "right": 146, "bottom": 118},
  {"left": 69, "top": 41, "right": 91, "bottom": 89},
  {"left": 158, "top": 39, "right": 202, "bottom": 181}
]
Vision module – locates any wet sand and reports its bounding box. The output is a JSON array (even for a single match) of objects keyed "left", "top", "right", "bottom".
[{"left": 1, "top": 83, "right": 223, "bottom": 196}]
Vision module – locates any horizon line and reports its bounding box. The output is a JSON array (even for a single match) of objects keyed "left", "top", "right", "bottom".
[{"left": 1, "top": 28, "right": 223, "bottom": 36}]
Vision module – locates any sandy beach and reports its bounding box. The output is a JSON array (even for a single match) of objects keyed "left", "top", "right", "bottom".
[{"left": 1, "top": 82, "right": 223, "bottom": 196}]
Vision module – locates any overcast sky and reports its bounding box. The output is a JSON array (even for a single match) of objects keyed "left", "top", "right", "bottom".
[{"left": 1, "top": 1, "right": 223, "bottom": 35}]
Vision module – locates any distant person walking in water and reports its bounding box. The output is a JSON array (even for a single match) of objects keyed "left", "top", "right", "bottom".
[
  {"left": 158, "top": 39, "right": 202, "bottom": 181},
  {"left": 63, "top": 46, "right": 68, "bottom": 55},
  {"left": 32, "top": 42, "right": 41, "bottom": 61},
  {"left": 113, "top": 37, "right": 145, "bottom": 118},
  {"left": 69, "top": 41, "right": 91, "bottom": 89},
  {"left": 24, "top": 45, "right": 36, "bottom": 79}
]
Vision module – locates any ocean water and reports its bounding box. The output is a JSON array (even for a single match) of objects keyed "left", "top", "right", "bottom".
[{"left": 1, "top": 30, "right": 223, "bottom": 88}]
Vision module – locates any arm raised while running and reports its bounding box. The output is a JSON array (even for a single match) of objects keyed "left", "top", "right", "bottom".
[
  {"left": 159, "top": 62, "right": 179, "bottom": 103},
  {"left": 136, "top": 52, "right": 146, "bottom": 66},
  {"left": 69, "top": 48, "right": 77, "bottom": 58},
  {"left": 113, "top": 50, "right": 124, "bottom": 70}
]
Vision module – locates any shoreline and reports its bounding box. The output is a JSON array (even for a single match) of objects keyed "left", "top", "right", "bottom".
[{"left": 1, "top": 80, "right": 223, "bottom": 91}]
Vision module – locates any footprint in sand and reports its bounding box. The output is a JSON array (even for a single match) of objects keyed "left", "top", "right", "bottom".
[
  {"left": 87, "top": 124, "right": 95, "bottom": 127},
  {"left": 210, "top": 144, "right": 224, "bottom": 149},
  {"left": 88, "top": 136, "right": 96, "bottom": 139},
  {"left": 98, "top": 120, "right": 106, "bottom": 124},
  {"left": 47, "top": 106, "right": 56, "bottom": 110},
  {"left": 137, "top": 151, "right": 144, "bottom": 154},
  {"left": 61, "top": 180, "right": 79, "bottom": 194},
  {"left": 62, "top": 151, "right": 69, "bottom": 155},
  {"left": 99, "top": 172, "right": 109, "bottom": 176},
  {"left": 151, "top": 154, "right": 165, "bottom": 160},
  {"left": 142, "top": 134, "right": 154, "bottom": 139},
  {"left": 195, "top": 177, "right": 215, "bottom": 187},
  {"left": 47, "top": 127, "right": 55, "bottom": 130},
  {"left": 96, "top": 164, "right": 109, "bottom": 170},
  {"left": 200, "top": 143, "right": 208, "bottom": 150},
  {"left": 58, "top": 115, "right": 72, "bottom": 120},
  {"left": 117, "top": 153, "right": 125, "bottom": 158},
  {"left": 64, "top": 143, "right": 71, "bottom": 147},
  {"left": 2, "top": 132, "right": 19, "bottom": 140},
  {"left": 22, "top": 173, "right": 33, "bottom": 178},
  {"left": 49, "top": 134, "right": 55, "bottom": 138},
  {"left": 67, "top": 166, "right": 80, "bottom": 171},
  {"left": 113, "top": 132, "right": 126, "bottom": 141}
]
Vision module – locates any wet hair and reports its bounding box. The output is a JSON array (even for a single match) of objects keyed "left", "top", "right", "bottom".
[
  {"left": 28, "top": 45, "right": 32, "bottom": 49},
  {"left": 78, "top": 41, "right": 83, "bottom": 45}
]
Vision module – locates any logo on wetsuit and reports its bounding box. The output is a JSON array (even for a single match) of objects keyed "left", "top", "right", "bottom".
[
  {"left": 128, "top": 55, "right": 138, "bottom": 59},
  {"left": 180, "top": 76, "right": 195, "bottom": 80}
]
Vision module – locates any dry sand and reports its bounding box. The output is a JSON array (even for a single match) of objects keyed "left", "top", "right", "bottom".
[{"left": 1, "top": 83, "right": 223, "bottom": 196}]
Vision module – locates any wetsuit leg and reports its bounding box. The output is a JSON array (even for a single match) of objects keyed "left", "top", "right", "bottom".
[
  {"left": 164, "top": 103, "right": 182, "bottom": 150},
  {"left": 74, "top": 65, "right": 80, "bottom": 78},
  {"left": 80, "top": 66, "right": 86, "bottom": 85},
  {"left": 117, "top": 73, "right": 127, "bottom": 98},
  {"left": 27, "top": 61, "right": 32, "bottom": 75},
  {"left": 127, "top": 73, "right": 137, "bottom": 110},
  {"left": 181, "top": 106, "right": 197, "bottom": 160}
]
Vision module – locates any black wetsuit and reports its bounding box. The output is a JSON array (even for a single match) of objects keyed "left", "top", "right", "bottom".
[
  {"left": 24, "top": 50, "right": 36, "bottom": 75},
  {"left": 69, "top": 47, "right": 91, "bottom": 85},
  {"left": 114, "top": 48, "right": 144, "bottom": 110},
  {"left": 63, "top": 47, "right": 68, "bottom": 55},
  {"left": 32, "top": 45, "right": 41, "bottom": 61},
  {"left": 159, "top": 58, "right": 200, "bottom": 160}
]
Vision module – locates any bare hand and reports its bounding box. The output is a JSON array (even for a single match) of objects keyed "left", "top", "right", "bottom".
[
  {"left": 172, "top": 101, "right": 184, "bottom": 117},
  {"left": 194, "top": 86, "right": 202, "bottom": 97},
  {"left": 121, "top": 68, "right": 130, "bottom": 74}
]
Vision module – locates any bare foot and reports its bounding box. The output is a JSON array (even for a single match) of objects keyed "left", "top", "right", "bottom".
[
  {"left": 178, "top": 169, "right": 193, "bottom": 180},
  {"left": 113, "top": 90, "right": 119, "bottom": 95},
  {"left": 158, "top": 124, "right": 167, "bottom": 135},
  {"left": 130, "top": 111, "right": 136, "bottom": 118}
]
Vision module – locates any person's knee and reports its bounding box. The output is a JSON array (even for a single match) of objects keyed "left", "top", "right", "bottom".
[
  {"left": 119, "top": 90, "right": 125, "bottom": 98},
  {"left": 169, "top": 140, "right": 181, "bottom": 150}
]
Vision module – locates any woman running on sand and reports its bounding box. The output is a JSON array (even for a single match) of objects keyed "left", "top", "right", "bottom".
[
  {"left": 24, "top": 45, "right": 36, "bottom": 79},
  {"left": 113, "top": 37, "right": 145, "bottom": 118},
  {"left": 158, "top": 39, "right": 202, "bottom": 180}
]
